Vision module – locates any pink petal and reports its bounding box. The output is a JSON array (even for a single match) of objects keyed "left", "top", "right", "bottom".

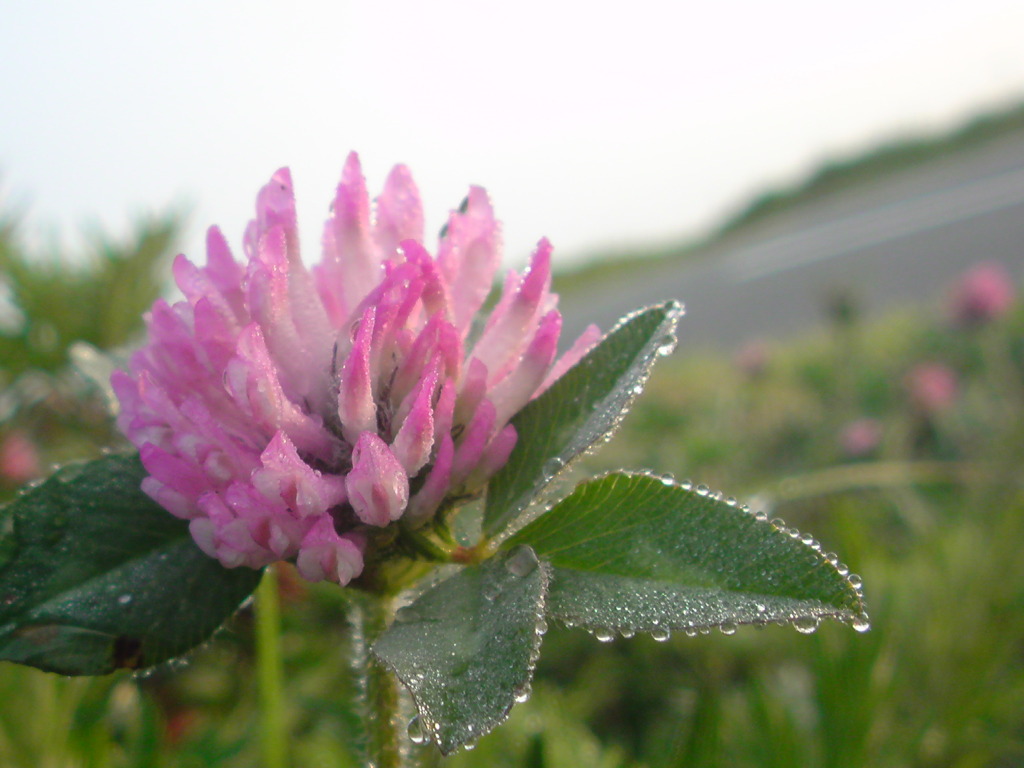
[
  {"left": 469, "top": 239, "right": 552, "bottom": 384},
  {"left": 406, "top": 434, "right": 455, "bottom": 525},
  {"left": 253, "top": 432, "right": 348, "bottom": 519},
  {"left": 337, "top": 307, "right": 378, "bottom": 444},
  {"left": 245, "top": 167, "right": 300, "bottom": 262},
  {"left": 540, "top": 323, "right": 601, "bottom": 393},
  {"left": 318, "top": 152, "right": 381, "bottom": 320},
  {"left": 452, "top": 398, "right": 496, "bottom": 486},
  {"left": 466, "top": 423, "right": 517, "bottom": 487},
  {"left": 489, "top": 310, "right": 560, "bottom": 427},
  {"left": 224, "top": 324, "right": 336, "bottom": 461},
  {"left": 374, "top": 164, "right": 424, "bottom": 261},
  {"left": 390, "top": 362, "right": 438, "bottom": 475},
  {"left": 437, "top": 186, "right": 501, "bottom": 334},
  {"left": 247, "top": 226, "right": 332, "bottom": 406},
  {"left": 432, "top": 380, "right": 457, "bottom": 446},
  {"left": 455, "top": 357, "right": 488, "bottom": 428},
  {"left": 296, "top": 515, "right": 365, "bottom": 585},
  {"left": 346, "top": 432, "right": 410, "bottom": 527},
  {"left": 141, "top": 476, "right": 194, "bottom": 519}
]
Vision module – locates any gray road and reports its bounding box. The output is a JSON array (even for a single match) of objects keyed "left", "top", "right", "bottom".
[{"left": 558, "top": 134, "right": 1024, "bottom": 351}]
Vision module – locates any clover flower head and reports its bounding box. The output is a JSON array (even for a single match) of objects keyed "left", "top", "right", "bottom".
[
  {"left": 0, "top": 431, "right": 41, "bottom": 485},
  {"left": 906, "top": 362, "right": 958, "bottom": 414},
  {"left": 948, "top": 261, "right": 1016, "bottom": 327},
  {"left": 838, "top": 418, "right": 882, "bottom": 458},
  {"left": 113, "top": 153, "right": 600, "bottom": 585}
]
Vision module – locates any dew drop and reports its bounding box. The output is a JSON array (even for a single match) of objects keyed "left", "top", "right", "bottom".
[
  {"left": 852, "top": 614, "right": 871, "bottom": 633},
  {"left": 655, "top": 333, "right": 677, "bottom": 356},
  {"left": 534, "top": 617, "right": 549, "bottom": 636},
  {"left": 680, "top": 480, "right": 693, "bottom": 491},
  {"left": 620, "top": 628, "right": 635, "bottom": 639},
  {"left": 594, "top": 628, "right": 615, "bottom": 643},
  {"left": 541, "top": 457, "right": 565, "bottom": 478},
  {"left": 482, "top": 582, "right": 503, "bottom": 601},
  {"left": 684, "top": 626, "right": 699, "bottom": 637},
  {"left": 651, "top": 627, "right": 671, "bottom": 642},
  {"left": 117, "top": 594, "right": 133, "bottom": 606},
  {"left": 754, "top": 511, "right": 768, "bottom": 522},
  {"left": 695, "top": 484, "right": 709, "bottom": 496},
  {"left": 755, "top": 603, "right": 767, "bottom": 613},
  {"left": 848, "top": 573, "right": 863, "bottom": 590},
  {"left": 800, "top": 533, "right": 815, "bottom": 546},
  {"left": 793, "top": 616, "right": 820, "bottom": 634},
  {"left": 407, "top": 716, "right": 429, "bottom": 745},
  {"left": 505, "top": 546, "right": 539, "bottom": 577},
  {"left": 464, "top": 741, "right": 476, "bottom": 751},
  {"left": 514, "top": 684, "right": 532, "bottom": 703},
  {"left": 396, "top": 606, "right": 421, "bottom": 623},
  {"left": 719, "top": 621, "right": 737, "bottom": 636}
]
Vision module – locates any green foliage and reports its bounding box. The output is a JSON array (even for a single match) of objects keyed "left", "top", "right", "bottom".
[
  {"left": 0, "top": 207, "right": 181, "bottom": 494},
  {"left": 0, "top": 454, "right": 261, "bottom": 675},
  {"left": 2, "top": 187, "right": 1021, "bottom": 766},
  {"left": 0, "top": 212, "right": 178, "bottom": 377},
  {"left": 485, "top": 302, "right": 682, "bottom": 537},
  {"left": 510, "top": 473, "right": 865, "bottom": 635},
  {"left": 373, "top": 547, "right": 548, "bottom": 755}
]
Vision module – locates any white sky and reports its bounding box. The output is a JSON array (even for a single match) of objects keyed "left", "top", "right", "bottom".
[{"left": 2, "top": 0, "right": 1024, "bottom": 270}]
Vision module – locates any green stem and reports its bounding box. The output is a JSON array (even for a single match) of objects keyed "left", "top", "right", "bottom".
[
  {"left": 256, "top": 566, "right": 287, "bottom": 768},
  {"left": 348, "top": 591, "right": 410, "bottom": 768}
]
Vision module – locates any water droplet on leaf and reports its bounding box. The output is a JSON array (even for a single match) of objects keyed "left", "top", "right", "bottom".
[
  {"left": 407, "top": 715, "right": 429, "bottom": 745},
  {"left": 482, "top": 582, "right": 503, "bottom": 601},
  {"left": 793, "top": 616, "right": 820, "bottom": 634},
  {"left": 594, "top": 628, "right": 614, "bottom": 643},
  {"left": 651, "top": 627, "right": 671, "bottom": 642},
  {"left": 505, "top": 546, "right": 539, "bottom": 577},
  {"left": 852, "top": 614, "right": 871, "bottom": 633}
]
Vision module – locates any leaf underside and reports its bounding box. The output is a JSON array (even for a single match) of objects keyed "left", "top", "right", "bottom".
[{"left": 372, "top": 547, "right": 548, "bottom": 755}]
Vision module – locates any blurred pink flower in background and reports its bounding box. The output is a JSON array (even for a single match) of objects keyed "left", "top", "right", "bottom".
[
  {"left": 0, "top": 431, "right": 41, "bottom": 484},
  {"left": 947, "top": 261, "right": 1016, "bottom": 327},
  {"left": 113, "top": 154, "right": 600, "bottom": 585},
  {"left": 838, "top": 418, "right": 883, "bottom": 458},
  {"left": 906, "top": 362, "right": 958, "bottom": 414},
  {"left": 734, "top": 341, "right": 769, "bottom": 378}
]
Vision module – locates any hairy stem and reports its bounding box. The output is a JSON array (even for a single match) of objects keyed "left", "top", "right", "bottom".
[{"left": 348, "top": 591, "right": 409, "bottom": 768}]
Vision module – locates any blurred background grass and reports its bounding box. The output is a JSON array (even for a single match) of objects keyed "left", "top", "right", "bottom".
[{"left": 2, "top": 119, "right": 1024, "bottom": 766}]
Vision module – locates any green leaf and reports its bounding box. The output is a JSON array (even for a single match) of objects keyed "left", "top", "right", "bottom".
[
  {"left": 484, "top": 302, "right": 683, "bottom": 539},
  {"left": 371, "top": 546, "right": 549, "bottom": 755},
  {"left": 508, "top": 473, "right": 867, "bottom": 637},
  {"left": 0, "top": 454, "right": 262, "bottom": 675}
]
